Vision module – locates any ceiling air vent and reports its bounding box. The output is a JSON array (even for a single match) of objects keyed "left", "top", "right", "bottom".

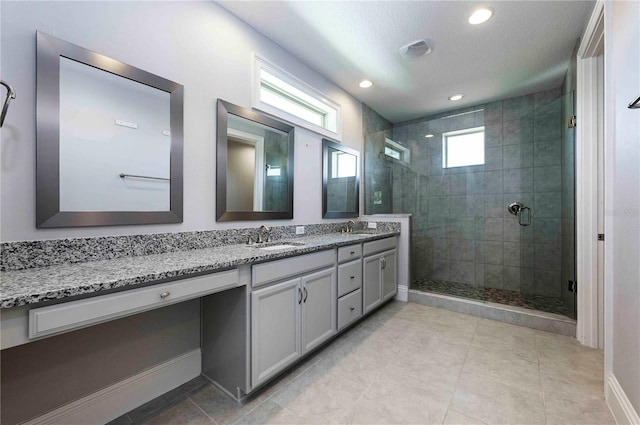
[{"left": 399, "top": 39, "right": 432, "bottom": 59}]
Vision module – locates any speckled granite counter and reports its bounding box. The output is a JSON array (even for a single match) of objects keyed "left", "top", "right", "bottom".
[{"left": 0, "top": 231, "right": 398, "bottom": 309}]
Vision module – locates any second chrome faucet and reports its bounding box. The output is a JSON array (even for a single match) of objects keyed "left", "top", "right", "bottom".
[{"left": 257, "top": 225, "right": 271, "bottom": 243}]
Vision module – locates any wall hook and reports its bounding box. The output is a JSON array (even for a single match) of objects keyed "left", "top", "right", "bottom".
[
  {"left": 628, "top": 96, "right": 640, "bottom": 109},
  {"left": 0, "top": 80, "right": 16, "bottom": 127}
]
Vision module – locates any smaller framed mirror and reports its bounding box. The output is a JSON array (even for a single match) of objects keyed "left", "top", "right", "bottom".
[
  {"left": 322, "top": 139, "right": 360, "bottom": 218},
  {"left": 216, "top": 100, "right": 294, "bottom": 221}
]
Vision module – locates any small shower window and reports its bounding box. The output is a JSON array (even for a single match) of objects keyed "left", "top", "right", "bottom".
[
  {"left": 443, "top": 126, "right": 485, "bottom": 168},
  {"left": 384, "top": 138, "right": 411, "bottom": 164}
]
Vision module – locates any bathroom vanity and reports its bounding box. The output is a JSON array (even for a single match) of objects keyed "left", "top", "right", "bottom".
[{"left": 0, "top": 229, "right": 398, "bottom": 424}]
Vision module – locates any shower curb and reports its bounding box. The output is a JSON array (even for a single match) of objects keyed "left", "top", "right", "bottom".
[{"left": 408, "top": 290, "right": 577, "bottom": 336}]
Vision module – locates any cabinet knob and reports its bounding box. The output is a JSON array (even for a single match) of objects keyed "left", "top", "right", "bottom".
[
  {"left": 350, "top": 251, "right": 355, "bottom": 255},
  {"left": 349, "top": 306, "right": 355, "bottom": 311},
  {"left": 350, "top": 276, "right": 355, "bottom": 279},
  {"left": 381, "top": 258, "right": 387, "bottom": 269},
  {"left": 160, "top": 291, "right": 171, "bottom": 299}
]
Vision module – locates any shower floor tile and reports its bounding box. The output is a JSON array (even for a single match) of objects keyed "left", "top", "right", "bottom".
[{"left": 411, "top": 278, "right": 572, "bottom": 317}]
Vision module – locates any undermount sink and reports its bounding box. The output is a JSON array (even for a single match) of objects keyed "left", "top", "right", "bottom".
[{"left": 251, "top": 241, "right": 305, "bottom": 250}]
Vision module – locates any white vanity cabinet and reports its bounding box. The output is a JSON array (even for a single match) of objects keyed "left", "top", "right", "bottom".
[
  {"left": 250, "top": 251, "right": 336, "bottom": 388},
  {"left": 363, "top": 237, "right": 398, "bottom": 314}
]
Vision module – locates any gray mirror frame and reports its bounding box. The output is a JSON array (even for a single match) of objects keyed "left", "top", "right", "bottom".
[
  {"left": 216, "top": 99, "right": 295, "bottom": 221},
  {"left": 36, "top": 31, "right": 184, "bottom": 227},
  {"left": 322, "top": 138, "right": 360, "bottom": 218}
]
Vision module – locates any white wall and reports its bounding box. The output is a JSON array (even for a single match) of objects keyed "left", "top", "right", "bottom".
[
  {"left": 604, "top": 0, "right": 640, "bottom": 417},
  {"left": 0, "top": 1, "right": 363, "bottom": 242}
]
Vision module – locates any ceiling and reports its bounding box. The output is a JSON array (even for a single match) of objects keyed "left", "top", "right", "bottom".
[{"left": 217, "top": 1, "right": 594, "bottom": 123}]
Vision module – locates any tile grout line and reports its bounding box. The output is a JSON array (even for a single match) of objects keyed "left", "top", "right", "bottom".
[
  {"left": 187, "top": 396, "right": 219, "bottom": 425},
  {"left": 440, "top": 318, "right": 479, "bottom": 425}
]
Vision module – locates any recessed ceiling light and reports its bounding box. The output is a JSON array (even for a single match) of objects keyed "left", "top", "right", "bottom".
[
  {"left": 468, "top": 7, "right": 494, "bottom": 25},
  {"left": 359, "top": 80, "right": 374, "bottom": 88},
  {"left": 425, "top": 134, "right": 434, "bottom": 138},
  {"left": 448, "top": 93, "right": 465, "bottom": 101}
]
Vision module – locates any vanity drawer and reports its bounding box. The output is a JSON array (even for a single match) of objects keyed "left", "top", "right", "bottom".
[
  {"left": 252, "top": 250, "right": 335, "bottom": 288},
  {"left": 337, "top": 259, "right": 362, "bottom": 297},
  {"left": 29, "top": 269, "right": 239, "bottom": 339},
  {"left": 363, "top": 237, "right": 397, "bottom": 257},
  {"left": 337, "top": 244, "right": 362, "bottom": 263},
  {"left": 337, "top": 289, "right": 362, "bottom": 331}
]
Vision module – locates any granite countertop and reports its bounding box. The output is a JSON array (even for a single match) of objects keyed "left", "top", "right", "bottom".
[{"left": 0, "top": 231, "right": 398, "bottom": 309}]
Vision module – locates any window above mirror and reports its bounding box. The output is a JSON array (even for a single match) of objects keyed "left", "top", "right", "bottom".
[{"left": 253, "top": 55, "right": 341, "bottom": 139}]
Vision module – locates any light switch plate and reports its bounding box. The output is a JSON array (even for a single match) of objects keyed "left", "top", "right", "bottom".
[
  {"left": 367, "top": 222, "right": 377, "bottom": 229},
  {"left": 295, "top": 226, "right": 305, "bottom": 235}
]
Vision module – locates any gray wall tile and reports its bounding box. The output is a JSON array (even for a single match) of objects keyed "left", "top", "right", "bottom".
[
  {"left": 534, "top": 141, "right": 561, "bottom": 166},
  {"left": 534, "top": 166, "right": 562, "bottom": 192},
  {"left": 503, "top": 117, "right": 533, "bottom": 145},
  {"left": 485, "top": 264, "right": 504, "bottom": 289},
  {"left": 503, "top": 95, "right": 534, "bottom": 121},
  {"left": 503, "top": 242, "right": 521, "bottom": 267},
  {"left": 503, "top": 168, "right": 534, "bottom": 193},
  {"left": 484, "top": 241, "right": 504, "bottom": 265}
]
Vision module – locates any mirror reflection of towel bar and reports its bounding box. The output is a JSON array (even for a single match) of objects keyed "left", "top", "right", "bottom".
[{"left": 119, "top": 173, "right": 170, "bottom": 181}]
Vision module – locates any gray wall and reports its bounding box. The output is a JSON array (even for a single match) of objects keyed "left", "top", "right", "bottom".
[
  {"left": 0, "top": 1, "right": 362, "bottom": 422},
  {"left": 0, "top": 0, "right": 364, "bottom": 243},
  {"left": 605, "top": 0, "right": 640, "bottom": 414},
  {"left": 1, "top": 300, "right": 200, "bottom": 424},
  {"left": 388, "top": 89, "right": 567, "bottom": 299}
]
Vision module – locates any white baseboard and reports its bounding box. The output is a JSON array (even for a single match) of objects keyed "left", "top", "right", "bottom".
[
  {"left": 24, "top": 349, "right": 202, "bottom": 425},
  {"left": 395, "top": 285, "right": 408, "bottom": 302},
  {"left": 607, "top": 373, "right": 640, "bottom": 425}
]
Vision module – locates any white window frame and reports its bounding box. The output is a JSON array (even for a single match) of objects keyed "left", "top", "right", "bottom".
[
  {"left": 384, "top": 138, "right": 411, "bottom": 164},
  {"left": 442, "top": 126, "right": 485, "bottom": 168},
  {"left": 252, "top": 54, "right": 342, "bottom": 139}
]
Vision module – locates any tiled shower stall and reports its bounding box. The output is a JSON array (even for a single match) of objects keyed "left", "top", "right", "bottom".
[{"left": 364, "top": 88, "right": 576, "bottom": 318}]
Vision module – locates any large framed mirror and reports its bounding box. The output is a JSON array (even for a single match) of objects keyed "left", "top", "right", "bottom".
[
  {"left": 36, "top": 31, "right": 183, "bottom": 227},
  {"left": 322, "top": 139, "right": 359, "bottom": 218},
  {"left": 216, "top": 99, "right": 294, "bottom": 221}
]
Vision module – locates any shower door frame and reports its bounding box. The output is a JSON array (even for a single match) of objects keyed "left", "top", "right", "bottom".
[{"left": 576, "top": 0, "right": 605, "bottom": 350}]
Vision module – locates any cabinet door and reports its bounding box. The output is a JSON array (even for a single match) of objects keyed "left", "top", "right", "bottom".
[
  {"left": 251, "top": 278, "right": 301, "bottom": 387},
  {"left": 363, "top": 253, "right": 382, "bottom": 314},
  {"left": 301, "top": 267, "right": 337, "bottom": 353},
  {"left": 381, "top": 249, "right": 397, "bottom": 301}
]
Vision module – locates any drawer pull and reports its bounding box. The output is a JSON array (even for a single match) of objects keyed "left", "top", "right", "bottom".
[
  {"left": 349, "top": 306, "right": 355, "bottom": 311},
  {"left": 350, "top": 275, "right": 355, "bottom": 279},
  {"left": 160, "top": 291, "right": 171, "bottom": 299},
  {"left": 350, "top": 251, "right": 355, "bottom": 255}
]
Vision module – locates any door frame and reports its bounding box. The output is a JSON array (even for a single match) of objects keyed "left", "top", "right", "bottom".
[{"left": 576, "top": 0, "right": 604, "bottom": 348}]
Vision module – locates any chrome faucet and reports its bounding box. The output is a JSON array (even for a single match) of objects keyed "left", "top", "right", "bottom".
[
  {"left": 257, "top": 225, "right": 271, "bottom": 243},
  {"left": 347, "top": 220, "right": 356, "bottom": 233}
]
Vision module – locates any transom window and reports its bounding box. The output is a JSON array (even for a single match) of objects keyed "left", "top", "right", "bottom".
[
  {"left": 253, "top": 56, "right": 341, "bottom": 138},
  {"left": 443, "top": 126, "right": 485, "bottom": 168},
  {"left": 384, "top": 138, "right": 411, "bottom": 164}
]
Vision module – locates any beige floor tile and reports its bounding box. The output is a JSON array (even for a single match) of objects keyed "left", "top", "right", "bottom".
[
  {"left": 189, "top": 384, "right": 268, "bottom": 425},
  {"left": 544, "top": 388, "right": 615, "bottom": 425},
  {"left": 472, "top": 319, "right": 539, "bottom": 363},
  {"left": 461, "top": 345, "right": 542, "bottom": 395},
  {"left": 271, "top": 365, "right": 364, "bottom": 424},
  {"left": 442, "top": 409, "right": 488, "bottom": 425},
  {"left": 351, "top": 371, "right": 452, "bottom": 425},
  {"left": 135, "top": 302, "right": 610, "bottom": 425},
  {"left": 235, "top": 400, "right": 309, "bottom": 425},
  {"left": 141, "top": 398, "right": 214, "bottom": 425},
  {"left": 450, "top": 371, "right": 546, "bottom": 425}
]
